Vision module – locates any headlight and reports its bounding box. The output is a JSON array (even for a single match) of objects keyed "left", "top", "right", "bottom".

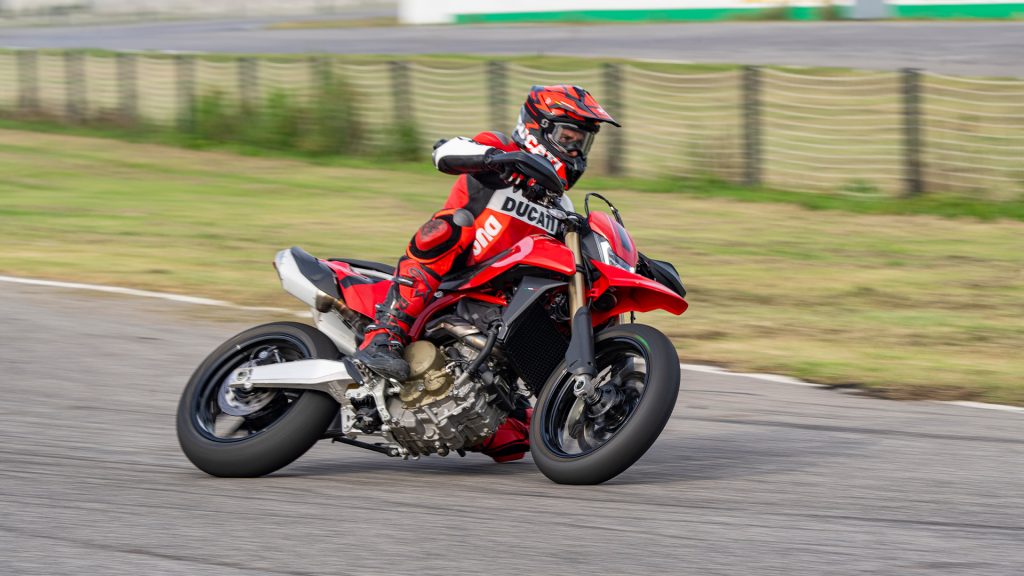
[{"left": 595, "top": 235, "right": 635, "bottom": 272}]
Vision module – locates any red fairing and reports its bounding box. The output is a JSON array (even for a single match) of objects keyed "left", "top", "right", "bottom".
[
  {"left": 323, "top": 261, "right": 391, "bottom": 319},
  {"left": 588, "top": 211, "right": 639, "bottom": 268},
  {"left": 588, "top": 260, "right": 688, "bottom": 326},
  {"left": 454, "top": 235, "right": 576, "bottom": 291}
]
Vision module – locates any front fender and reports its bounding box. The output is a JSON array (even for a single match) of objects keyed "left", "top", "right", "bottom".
[{"left": 589, "top": 260, "right": 689, "bottom": 326}]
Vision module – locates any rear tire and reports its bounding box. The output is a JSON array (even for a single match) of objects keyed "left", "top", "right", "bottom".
[
  {"left": 176, "top": 322, "right": 340, "bottom": 477},
  {"left": 530, "top": 324, "right": 680, "bottom": 485}
]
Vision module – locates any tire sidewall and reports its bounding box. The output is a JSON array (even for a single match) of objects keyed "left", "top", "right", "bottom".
[
  {"left": 176, "top": 321, "right": 341, "bottom": 477},
  {"left": 530, "top": 324, "right": 680, "bottom": 485}
]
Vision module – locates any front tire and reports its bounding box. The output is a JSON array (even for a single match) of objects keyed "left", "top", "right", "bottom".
[
  {"left": 531, "top": 324, "right": 680, "bottom": 485},
  {"left": 176, "top": 322, "right": 341, "bottom": 477}
]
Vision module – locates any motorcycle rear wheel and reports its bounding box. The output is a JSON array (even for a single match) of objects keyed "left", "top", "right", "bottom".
[
  {"left": 176, "top": 322, "right": 340, "bottom": 477},
  {"left": 531, "top": 324, "right": 680, "bottom": 485}
]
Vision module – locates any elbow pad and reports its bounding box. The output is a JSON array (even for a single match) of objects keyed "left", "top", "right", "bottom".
[{"left": 433, "top": 137, "right": 497, "bottom": 175}]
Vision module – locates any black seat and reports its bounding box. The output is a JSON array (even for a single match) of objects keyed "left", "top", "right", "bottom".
[
  {"left": 327, "top": 257, "right": 395, "bottom": 276},
  {"left": 290, "top": 247, "right": 340, "bottom": 298}
]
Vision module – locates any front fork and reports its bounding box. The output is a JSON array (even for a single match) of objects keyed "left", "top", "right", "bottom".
[{"left": 564, "top": 227, "right": 601, "bottom": 403}]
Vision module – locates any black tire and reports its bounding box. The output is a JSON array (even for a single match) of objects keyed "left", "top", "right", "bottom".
[
  {"left": 176, "top": 322, "right": 341, "bottom": 477},
  {"left": 531, "top": 324, "right": 680, "bottom": 485}
]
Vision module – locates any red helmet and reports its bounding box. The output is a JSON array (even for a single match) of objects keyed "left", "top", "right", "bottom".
[{"left": 512, "top": 85, "right": 620, "bottom": 190}]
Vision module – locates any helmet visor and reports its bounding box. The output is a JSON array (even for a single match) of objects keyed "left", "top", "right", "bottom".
[{"left": 549, "top": 122, "right": 596, "bottom": 159}]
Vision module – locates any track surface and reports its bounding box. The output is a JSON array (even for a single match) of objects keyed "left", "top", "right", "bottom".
[
  {"left": 2, "top": 18, "right": 1023, "bottom": 76},
  {"left": 2, "top": 281, "right": 1023, "bottom": 575}
]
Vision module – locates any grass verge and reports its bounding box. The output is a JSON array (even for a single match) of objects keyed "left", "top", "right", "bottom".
[
  {"left": 1, "top": 129, "right": 1022, "bottom": 404},
  {"left": 3, "top": 117, "right": 1022, "bottom": 223}
]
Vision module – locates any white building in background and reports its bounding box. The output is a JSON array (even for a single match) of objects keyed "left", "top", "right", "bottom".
[{"left": 0, "top": 0, "right": 391, "bottom": 16}]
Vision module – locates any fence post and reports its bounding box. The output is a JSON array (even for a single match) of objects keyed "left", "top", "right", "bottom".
[
  {"left": 116, "top": 53, "right": 138, "bottom": 122},
  {"left": 487, "top": 60, "right": 507, "bottom": 129},
  {"left": 17, "top": 50, "right": 39, "bottom": 112},
  {"left": 312, "top": 55, "right": 332, "bottom": 88},
  {"left": 64, "top": 51, "right": 84, "bottom": 122},
  {"left": 902, "top": 68, "right": 924, "bottom": 197},
  {"left": 742, "top": 66, "right": 763, "bottom": 187},
  {"left": 390, "top": 60, "right": 412, "bottom": 124},
  {"left": 602, "top": 62, "right": 624, "bottom": 176},
  {"left": 239, "top": 57, "right": 259, "bottom": 111},
  {"left": 176, "top": 54, "right": 196, "bottom": 132}
]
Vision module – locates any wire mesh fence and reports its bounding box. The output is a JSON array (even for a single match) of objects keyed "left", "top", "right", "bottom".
[{"left": 1, "top": 50, "right": 1021, "bottom": 199}]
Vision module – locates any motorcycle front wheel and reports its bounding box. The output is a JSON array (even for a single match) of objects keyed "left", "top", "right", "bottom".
[
  {"left": 531, "top": 324, "right": 680, "bottom": 485},
  {"left": 176, "top": 321, "right": 340, "bottom": 477}
]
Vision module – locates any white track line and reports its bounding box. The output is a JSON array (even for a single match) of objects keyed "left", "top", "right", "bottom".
[
  {"left": 0, "top": 274, "right": 296, "bottom": 315},
  {"left": 680, "top": 363, "right": 824, "bottom": 387},
  {"left": 1, "top": 274, "right": 1019, "bottom": 415},
  {"left": 939, "top": 401, "right": 1024, "bottom": 415}
]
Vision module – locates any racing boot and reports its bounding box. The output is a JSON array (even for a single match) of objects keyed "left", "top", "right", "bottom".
[
  {"left": 353, "top": 282, "right": 413, "bottom": 381},
  {"left": 353, "top": 328, "right": 410, "bottom": 382},
  {"left": 353, "top": 258, "right": 442, "bottom": 381}
]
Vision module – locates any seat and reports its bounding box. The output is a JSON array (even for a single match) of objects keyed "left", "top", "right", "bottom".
[{"left": 289, "top": 246, "right": 340, "bottom": 298}]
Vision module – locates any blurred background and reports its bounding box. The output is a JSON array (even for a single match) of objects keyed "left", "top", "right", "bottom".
[{"left": 1, "top": 2, "right": 1022, "bottom": 574}]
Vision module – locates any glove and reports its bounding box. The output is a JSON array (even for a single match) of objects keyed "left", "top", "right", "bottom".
[
  {"left": 483, "top": 149, "right": 530, "bottom": 188},
  {"left": 485, "top": 150, "right": 565, "bottom": 196}
]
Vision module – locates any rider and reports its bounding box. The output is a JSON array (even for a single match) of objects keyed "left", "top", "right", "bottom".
[{"left": 354, "top": 85, "right": 619, "bottom": 461}]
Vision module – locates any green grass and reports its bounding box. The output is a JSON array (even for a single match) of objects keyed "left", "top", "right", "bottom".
[{"left": 1, "top": 129, "right": 1022, "bottom": 405}]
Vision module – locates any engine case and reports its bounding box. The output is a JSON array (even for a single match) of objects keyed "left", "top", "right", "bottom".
[{"left": 386, "top": 341, "right": 507, "bottom": 456}]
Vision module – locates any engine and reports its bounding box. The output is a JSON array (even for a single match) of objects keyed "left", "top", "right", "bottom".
[{"left": 383, "top": 338, "right": 510, "bottom": 457}]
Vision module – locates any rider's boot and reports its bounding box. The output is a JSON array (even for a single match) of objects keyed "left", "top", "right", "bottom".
[
  {"left": 354, "top": 328, "right": 410, "bottom": 382},
  {"left": 353, "top": 281, "right": 414, "bottom": 381},
  {"left": 353, "top": 258, "right": 443, "bottom": 381}
]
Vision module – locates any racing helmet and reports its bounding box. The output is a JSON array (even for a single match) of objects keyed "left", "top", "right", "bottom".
[{"left": 512, "top": 85, "right": 620, "bottom": 190}]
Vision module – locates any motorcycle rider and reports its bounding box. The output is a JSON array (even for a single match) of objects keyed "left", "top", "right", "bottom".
[{"left": 354, "top": 85, "right": 619, "bottom": 461}]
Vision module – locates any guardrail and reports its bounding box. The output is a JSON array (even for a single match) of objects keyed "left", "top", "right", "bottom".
[{"left": 1, "top": 51, "right": 1020, "bottom": 199}]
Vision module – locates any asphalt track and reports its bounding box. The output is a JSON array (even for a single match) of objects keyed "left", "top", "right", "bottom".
[
  {"left": 2, "top": 17, "right": 1024, "bottom": 76},
  {"left": 2, "top": 280, "right": 1023, "bottom": 575}
]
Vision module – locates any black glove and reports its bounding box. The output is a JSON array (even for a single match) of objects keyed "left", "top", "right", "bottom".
[{"left": 485, "top": 150, "right": 565, "bottom": 196}]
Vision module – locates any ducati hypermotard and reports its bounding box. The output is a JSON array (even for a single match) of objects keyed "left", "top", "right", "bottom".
[{"left": 177, "top": 179, "right": 687, "bottom": 484}]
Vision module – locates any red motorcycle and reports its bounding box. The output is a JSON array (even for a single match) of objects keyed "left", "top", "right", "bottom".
[{"left": 177, "top": 169, "right": 687, "bottom": 484}]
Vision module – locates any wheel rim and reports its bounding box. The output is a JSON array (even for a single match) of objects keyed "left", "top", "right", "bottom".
[
  {"left": 540, "top": 336, "right": 650, "bottom": 458},
  {"left": 192, "top": 334, "right": 311, "bottom": 443}
]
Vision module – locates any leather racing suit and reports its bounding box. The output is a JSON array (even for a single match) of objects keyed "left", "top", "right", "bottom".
[{"left": 359, "top": 130, "right": 572, "bottom": 462}]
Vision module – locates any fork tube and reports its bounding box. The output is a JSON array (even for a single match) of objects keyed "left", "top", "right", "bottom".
[
  {"left": 565, "top": 230, "right": 587, "bottom": 313},
  {"left": 564, "top": 229, "right": 599, "bottom": 401}
]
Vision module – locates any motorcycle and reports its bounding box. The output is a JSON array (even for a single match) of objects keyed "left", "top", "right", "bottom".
[{"left": 177, "top": 159, "right": 688, "bottom": 485}]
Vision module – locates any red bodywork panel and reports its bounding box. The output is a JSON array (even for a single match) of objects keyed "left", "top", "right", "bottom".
[
  {"left": 589, "top": 260, "right": 689, "bottom": 326},
  {"left": 588, "top": 211, "right": 639, "bottom": 268},
  {"left": 323, "top": 238, "right": 686, "bottom": 339},
  {"left": 323, "top": 261, "right": 391, "bottom": 319},
  {"left": 454, "top": 235, "right": 575, "bottom": 291}
]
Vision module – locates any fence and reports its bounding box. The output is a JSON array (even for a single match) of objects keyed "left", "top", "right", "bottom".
[{"left": 1, "top": 50, "right": 1021, "bottom": 199}]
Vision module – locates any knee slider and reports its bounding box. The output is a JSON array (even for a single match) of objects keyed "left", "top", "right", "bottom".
[{"left": 409, "top": 215, "right": 462, "bottom": 261}]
